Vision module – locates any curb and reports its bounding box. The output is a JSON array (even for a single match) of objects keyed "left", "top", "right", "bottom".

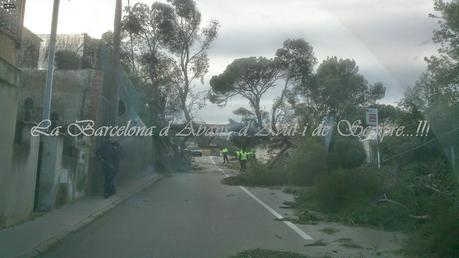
[{"left": 19, "top": 174, "right": 163, "bottom": 258}]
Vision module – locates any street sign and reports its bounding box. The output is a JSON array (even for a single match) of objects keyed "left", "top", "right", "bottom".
[
  {"left": 366, "top": 108, "right": 378, "bottom": 126},
  {"left": 366, "top": 107, "right": 381, "bottom": 168}
]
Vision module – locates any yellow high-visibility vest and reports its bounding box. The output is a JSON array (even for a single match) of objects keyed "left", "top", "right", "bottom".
[{"left": 240, "top": 151, "right": 248, "bottom": 161}]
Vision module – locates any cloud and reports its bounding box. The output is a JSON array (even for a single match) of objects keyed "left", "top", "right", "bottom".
[{"left": 24, "top": 0, "right": 440, "bottom": 124}]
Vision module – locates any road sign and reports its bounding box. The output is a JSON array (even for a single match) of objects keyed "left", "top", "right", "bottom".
[
  {"left": 366, "top": 108, "right": 378, "bottom": 126},
  {"left": 366, "top": 108, "right": 380, "bottom": 168}
]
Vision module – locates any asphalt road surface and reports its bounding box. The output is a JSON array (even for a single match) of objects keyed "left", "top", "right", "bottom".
[
  {"left": 41, "top": 157, "right": 315, "bottom": 258},
  {"left": 41, "top": 157, "right": 402, "bottom": 258}
]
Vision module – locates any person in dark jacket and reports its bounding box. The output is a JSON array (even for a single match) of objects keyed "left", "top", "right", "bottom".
[{"left": 96, "top": 136, "right": 125, "bottom": 198}]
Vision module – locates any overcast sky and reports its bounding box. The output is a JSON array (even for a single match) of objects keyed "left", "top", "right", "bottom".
[{"left": 24, "top": 0, "right": 439, "bottom": 123}]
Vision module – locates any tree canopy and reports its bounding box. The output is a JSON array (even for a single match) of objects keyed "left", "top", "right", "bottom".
[
  {"left": 294, "top": 57, "right": 386, "bottom": 122},
  {"left": 122, "top": 0, "right": 219, "bottom": 122},
  {"left": 209, "top": 57, "right": 281, "bottom": 127},
  {"left": 271, "top": 39, "right": 317, "bottom": 130}
]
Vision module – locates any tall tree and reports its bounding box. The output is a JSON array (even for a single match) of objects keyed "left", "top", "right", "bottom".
[
  {"left": 160, "top": 0, "right": 219, "bottom": 122},
  {"left": 403, "top": 0, "right": 459, "bottom": 165},
  {"left": 209, "top": 57, "right": 281, "bottom": 128},
  {"left": 122, "top": 0, "right": 219, "bottom": 123},
  {"left": 311, "top": 57, "right": 385, "bottom": 121},
  {"left": 232, "top": 107, "right": 269, "bottom": 126},
  {"left": 122, "top": 3, "right": 179, "bottom": 124},
  {"left": 271, "top": 39, "right": 317, "bottom": 131},
  {"left": 426, "top": 0, "right": 459, "bottom": 102},
  {"left": 122, "top": 1, "right": 215, "bottom": 170}
]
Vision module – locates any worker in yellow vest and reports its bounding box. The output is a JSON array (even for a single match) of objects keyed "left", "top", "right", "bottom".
[
  {"left": 235, "top": 150, "right": 241, "bottom": 169},
  {"left": 222, "top": 147, "right": 229, "bottom": 163},
  {"left": 235, "top": 150, "right": 240, "bottom": 160},
  {"left": 239, "top": 149, "right": 248, "bottom": 172}
]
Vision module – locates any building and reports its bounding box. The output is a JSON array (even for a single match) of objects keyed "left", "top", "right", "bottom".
[
  {"left": 0, "top": 3, "right": 154, "bottom": 225},
  {"left": 0, "top": 0, "right": 39, "bottom": 228}
]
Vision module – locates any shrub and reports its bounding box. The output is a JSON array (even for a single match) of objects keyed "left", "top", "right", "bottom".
[
  {"left": 408, "top": 201, "right": 459, "bottom": 258},
  {"left": 222, "top": 161, "right": 287, "bottom": 186},
  {"left": 223, "top": 138, "right": 327, "bottom": 187},
  {"left": 348, "top": 202, "right": 412, "bottom": 230},
  {"left": 313, "top": 168, "right": 383, "bottom": 213},
  {"left": 398, "top": 158, "right": 459, "bottom": 257},
  {"left": 327, "top": 136, "right": 366, "bottom": 169},
  {"left": 285, "top": 139, "right": 327, "bottom": 186}
]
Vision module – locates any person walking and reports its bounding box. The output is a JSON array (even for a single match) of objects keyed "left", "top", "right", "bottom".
[
  {"left": 97, "top": 136, "right": 125, "bottom": 198},
  {"left": 222, "top": 147, "right": 229, "bottom": 163}
]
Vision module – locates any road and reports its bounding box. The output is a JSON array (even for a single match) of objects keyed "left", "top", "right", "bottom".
[{"left": 41, "top": 157, "right": 402, "bottom": 258}]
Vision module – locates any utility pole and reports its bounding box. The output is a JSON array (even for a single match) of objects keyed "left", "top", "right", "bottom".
[
  {"left": 42, "top": 0, "right": 60, "bottom": 121},
  {"left": 105, "top": 0, "right": 122, "bottom": 126},
  {"left": 35, "top": 0, "right": 60, "bottom": 211},
  {"left": 112, "top": 0, "right": 122, "bottom": 119}
]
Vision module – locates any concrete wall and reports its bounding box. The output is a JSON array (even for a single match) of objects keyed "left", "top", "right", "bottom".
[
  {"left": 0, "top": 69, "right": 18, "bottom": 175},
  {"left": 0, "top": 68, "right": 104, "bottom": 225},
  {"left": 37, "top": 136, "right": 64, "bottom": 210},
  {"left": 0, "top": 67, "right": 19, "bottom": 228},
  {"left": 0, "top": 33, "right": 16, "bottom": 65},
  {"left": 20, "top": 69, "right": 103, "bottom": 210},
  {"left": 37, "top": 135, "right": 92, "bottom": 210},
  {"left": 2, "top": 125, "right": 40, "bottom": 227},
  {"left": 0, "top": 35, "right": 22, "bottom": 227},
  {"left": 19, "top": 69, "right": 154, "bottom": 204},
  {"left": 32, "top": 134, "right": 94, "bottom": 211}
]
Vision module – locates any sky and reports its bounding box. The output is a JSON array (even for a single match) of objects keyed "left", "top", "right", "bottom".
[{"left": 24, "top": 0, "right": 439, "bottom": 123}]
